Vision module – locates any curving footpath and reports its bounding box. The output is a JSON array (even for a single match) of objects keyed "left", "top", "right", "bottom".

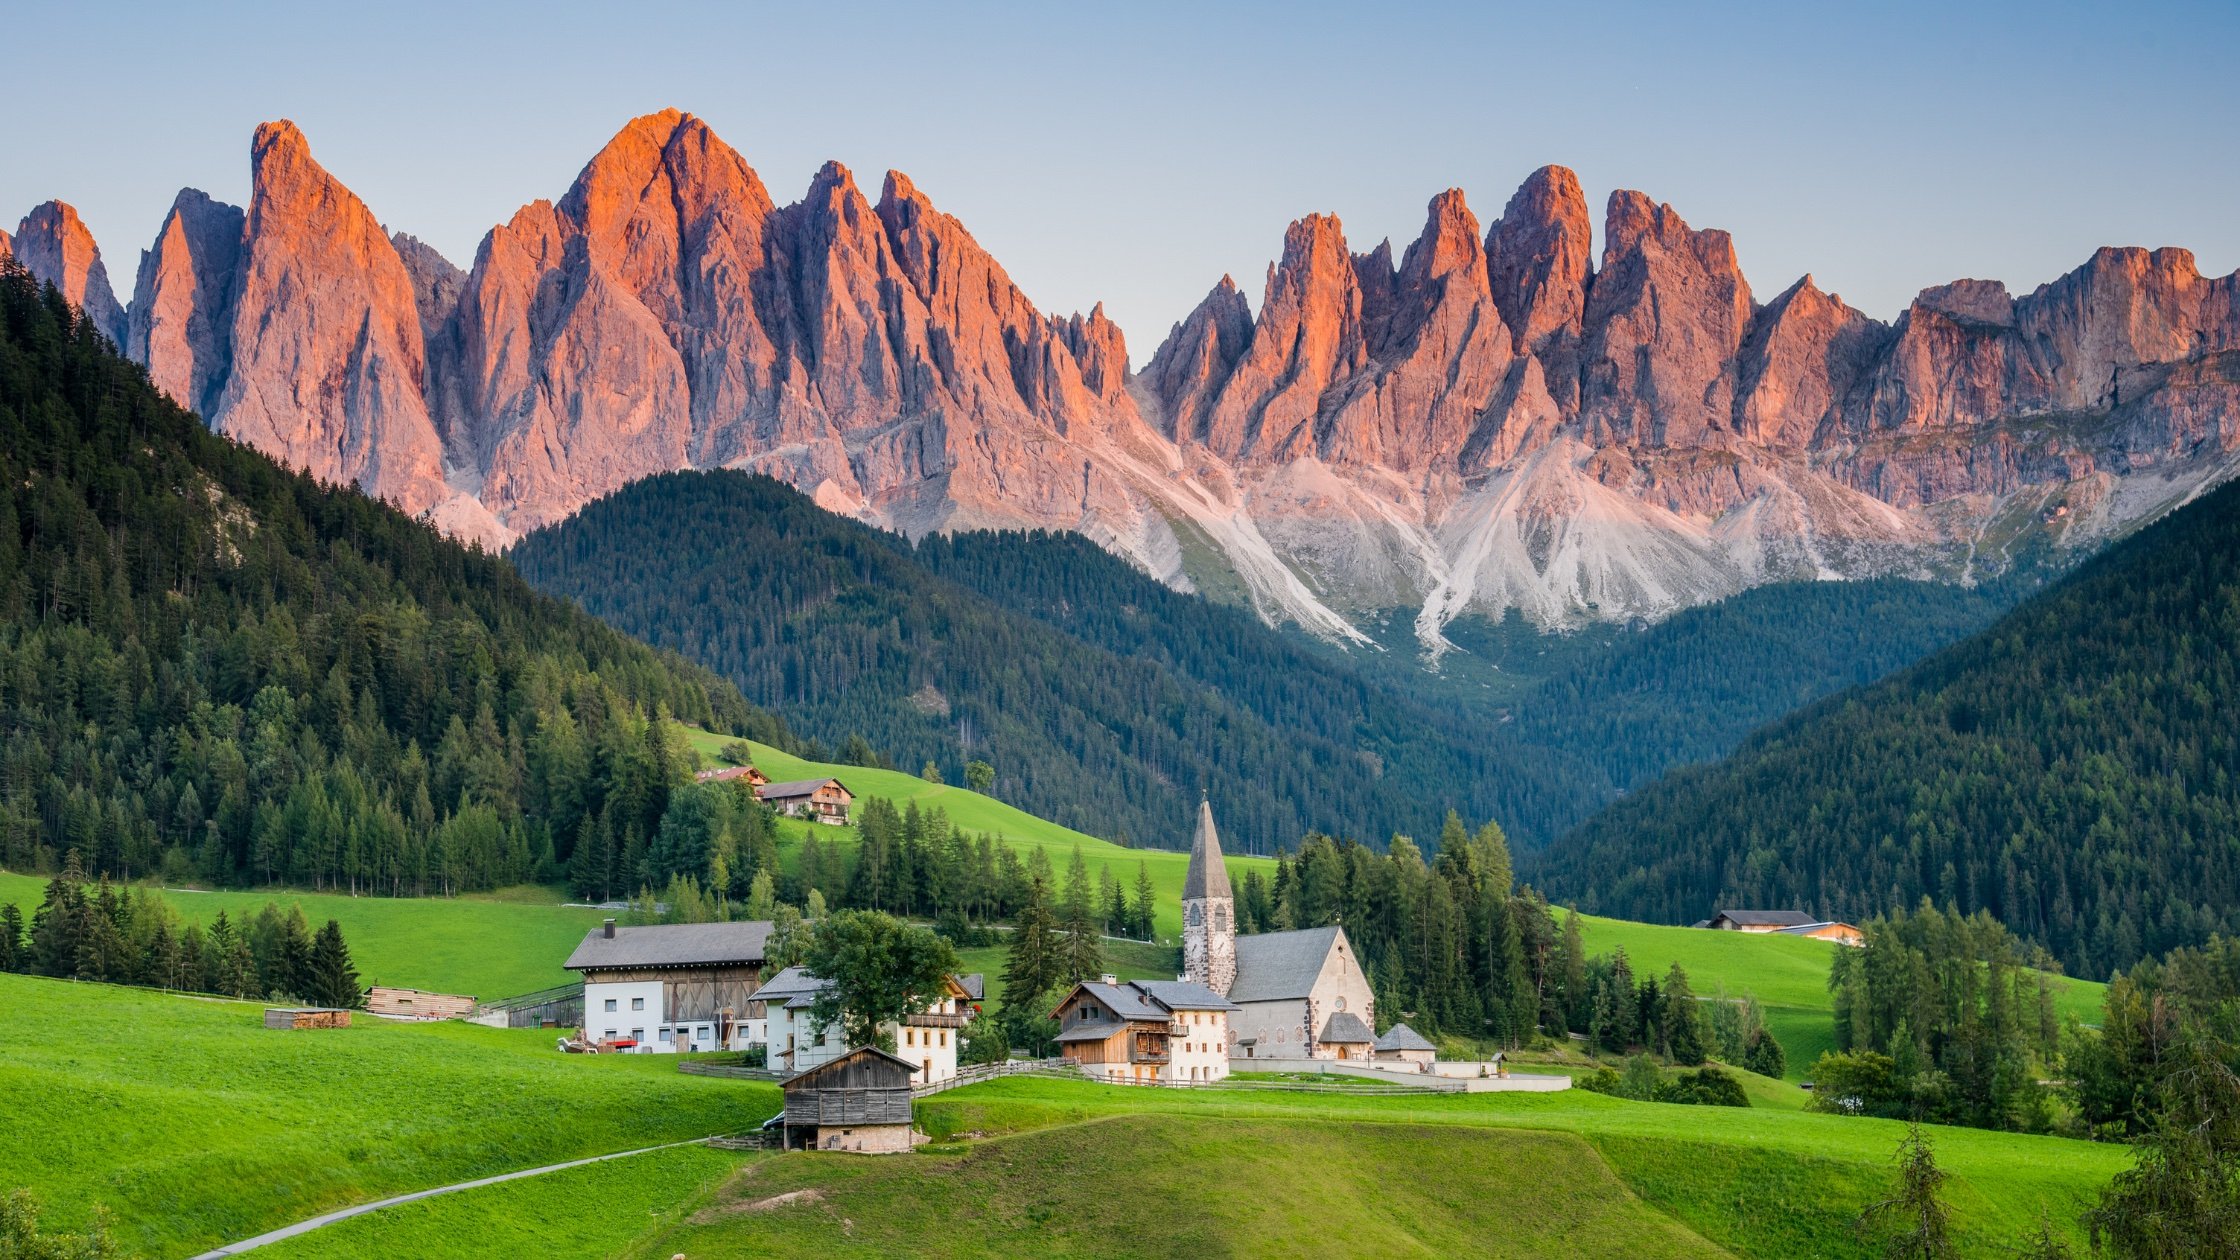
[{"left": 189, "top": 1136, "right": 719, "bottom": 1258}]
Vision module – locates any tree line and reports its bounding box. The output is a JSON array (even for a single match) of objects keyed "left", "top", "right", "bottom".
[{"left": 0, "top": 853, "right": 363, "bottom": 1007}]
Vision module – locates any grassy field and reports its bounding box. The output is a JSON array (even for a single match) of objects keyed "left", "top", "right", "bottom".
[
  {"left": 0, "top": 973, "right": 779, "bottom": 1258},
  {"left": 0, "top": 871, "right": 603, "bottom": 1000},
  {"left": 639, "top": 1116, "right": 1731, "bottom": 1259},
  {"left": 896, "top": 1076, "right": 2127, "bottom": 1259},
  {"left": 680, "top": 731, "right": 1277, "bottom": 939},
  {"left": 256, "top": 1144, "right": 744, "bottom": 1260}
]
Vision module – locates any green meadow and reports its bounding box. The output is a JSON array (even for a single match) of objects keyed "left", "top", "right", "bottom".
[{"left": 0, "top": 973, "right": 778, "bottom": 1258}]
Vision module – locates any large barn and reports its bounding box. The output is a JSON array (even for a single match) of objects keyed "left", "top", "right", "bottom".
[{"left": 563, "top": 918, "right": 775, "bottom": 1052}]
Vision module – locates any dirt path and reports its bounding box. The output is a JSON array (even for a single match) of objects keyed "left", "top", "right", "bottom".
[{"left": 188, "top": 1136, "right": 721, "bottom": 1258}]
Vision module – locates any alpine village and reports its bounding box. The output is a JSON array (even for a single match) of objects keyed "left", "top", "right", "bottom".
[{"left": 4, "top": 7, "right": 2240, "bottom": 1257}]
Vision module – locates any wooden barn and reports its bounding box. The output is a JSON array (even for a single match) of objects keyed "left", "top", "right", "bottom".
[
  {"left": 756, "top": 778, "right": 854, "bottom": 826},
  {"left": 264, "top": 1007, "right": 351, "bottom": 1030},
  {"left": 780, "top": 1046, "right": 918, "bottom": 1153},
  {"left": 364, "top": 986, "right": 476, "bottom": 1020}
]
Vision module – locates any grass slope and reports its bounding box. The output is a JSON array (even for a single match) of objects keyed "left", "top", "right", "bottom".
[
  {"left": 902, "top": 1077, "right": 2125, "bottom": 1259},
  {"left": 682, "top": 730, "right": 1277, "bottom": 939},
  {"left": 0, "top": 974, "right": 778, "bottom": 1258},
  {"left": 0, "top": 871, "right": 603, "bottom": 1000},
  {"left": 256, "top": 1144, "right": 744, "bottom": 1260},
  {"left": 640, "top": 1115, "right": 1731, "bottom": 1259}
]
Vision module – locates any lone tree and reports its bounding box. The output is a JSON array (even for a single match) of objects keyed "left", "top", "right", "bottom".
[
  {"left": 304, "top": 919, "right": 363, "bottom": 1009},
  {"left": 802, "top": 910, "right": 958, "bottom": 1051},
  {"left": 1857, "top": 1124, "right": 1958, "bottom": 1259}
]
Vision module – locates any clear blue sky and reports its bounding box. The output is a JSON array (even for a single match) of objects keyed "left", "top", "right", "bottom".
[{"left": 7, "top": 0, "right": 2235, "bottom": 353}]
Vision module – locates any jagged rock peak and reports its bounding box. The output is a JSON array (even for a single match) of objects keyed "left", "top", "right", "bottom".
[
  {"left": 12, "top": 199, "right": 127, "bottom": 345},
  {"left": 1485, "top": 164, "right": 1592, "bottom": 366},
  {"left": 1580, "top": 189, "right": 1753, "bottom": 447},
  {"left": 1142, "top": 274, "right": 1254, "bottom": 440},
  {"left": 1735, "top": 274, "right": 1883, "bottom": 447},
  {"left": 1062, "top": 302, "right": 1130, "bottom": 401},
  {"left": 129, "top": 188, "right": 245, "bottom": 414}
]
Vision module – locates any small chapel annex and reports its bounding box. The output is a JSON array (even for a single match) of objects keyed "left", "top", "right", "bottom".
[{"left": 1181, "top": 800, "right": 1378, "bottom": 1061}]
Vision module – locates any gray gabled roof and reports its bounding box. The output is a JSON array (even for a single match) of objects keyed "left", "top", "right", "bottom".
[
  {"left": 1079, "top": 981, "right": 1167, "bottom": 1021},
  {"left": 1183, "top": 799, "right": 1232, "bottom": 902},
  {"left": 749, "top": 964, "right": 830, "bottom": 1004},
  {"left": 563, "top": 920, "right": 774, "bottom": 972},
  {"left": 1319, "top": 1010, "right": 1375, "bottom": 1045},
  {"left": 1227, "top": 925, "right": 1345, "bottom": 1004},
  {"left": 1132, "top": 979, "right": 1240, "bottom": 1012},
  {"left": 957, "top": 974, "right": 986, "bottom": 1002},
  {"left": 1713, "top": 909, "right": 1816, "bottom": 928},
  {"left": 1055, "top": 1019, "right": 1127, "bottom": 1043},
  {"left": 1374, "top": 1022, "right": 1436, "bottom": 1052}
]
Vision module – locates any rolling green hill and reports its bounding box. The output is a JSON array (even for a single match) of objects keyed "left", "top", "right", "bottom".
[
  {"left": 1534, "top": 473, "right": 2240, "bottom": 980},
  {"left": 0, "top": 972, "right": 776, "bottom": 1257}
]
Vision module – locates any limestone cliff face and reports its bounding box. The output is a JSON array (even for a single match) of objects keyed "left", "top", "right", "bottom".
[
  {"left": 19, "top": 119, "right": 2240, "bottom": 642},
  {"left": 128, "top": 190, "right": 243, "bottom": 415},
  {"left": 213, "top": 121, "right": 453, "bottom": 519},
  {"left": 13, "top": 201, "right": 127, "bottom": 345}
]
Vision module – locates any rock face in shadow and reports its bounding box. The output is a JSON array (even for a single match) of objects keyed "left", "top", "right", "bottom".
[{"left": 16, "top": 119, "right": 2240, "bottom": 641}]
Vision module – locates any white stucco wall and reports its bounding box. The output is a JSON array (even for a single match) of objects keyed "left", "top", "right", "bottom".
[
  {"left": 1164, "top": 1009, "right": 1231, "bottom": 1082},
  {"left": 770, "top": 996, "right": 957, "bottom": 1084},
  {"left": 584, "top": 979, "right": 662, "bottom": 1048}
]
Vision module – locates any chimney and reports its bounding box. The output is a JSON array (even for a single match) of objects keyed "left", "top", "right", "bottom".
[{"left": 603, "top": 918, "right": 617, "bottom": 939}]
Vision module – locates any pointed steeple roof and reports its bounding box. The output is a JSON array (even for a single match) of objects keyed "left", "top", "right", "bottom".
[{"left": 1183, "top": 798, "right": 1232, "bottom": 901}]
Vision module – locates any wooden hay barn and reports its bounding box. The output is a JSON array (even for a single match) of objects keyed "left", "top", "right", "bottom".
[
  {"left": 780, "top": 1045, "right": 918, "bottom": 1154},
  {"left": 264, "top": 1007, "right": 352, "bottom": 1030},
  {"left": 364, "top": 986, "right": 478, "bottom": 1020}
]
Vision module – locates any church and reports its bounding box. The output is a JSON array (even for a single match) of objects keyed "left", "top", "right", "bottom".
[{"left": 1182, "top": 801, "right": 1378, "bottom": 1061}]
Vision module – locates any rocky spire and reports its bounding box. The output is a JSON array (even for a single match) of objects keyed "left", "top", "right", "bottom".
[
  {"left": 12, "top": 200, "right": 127, "bottom": 345},
  {"left": 1485, "top": 164, "right": 1593, "bottom": 408},
  {"left": 1579, "top": 189, "right": 1754, "bottom": 447},
  {"left": 1141, "top": 275, "right": 1252, "bottom": 441},
  {"left": 214, "top": 120, "right": 455, "bottom": 521},
  {"left": 128, "top": 189, "right": 244, "bottom": 415},
  {"left": 1182, "top": 797, "right": 1236, "bottom": 997}
]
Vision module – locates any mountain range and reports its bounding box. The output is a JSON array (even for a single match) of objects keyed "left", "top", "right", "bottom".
[{"left": 10, "top": 110, "right": 2240, "bottom": 650}]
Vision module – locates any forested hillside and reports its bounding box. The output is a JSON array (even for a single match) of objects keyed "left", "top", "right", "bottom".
[
  {"left": 0, "top": 263, "right": 789, "bottom": 894},
  {"left": 1534, "top": 475, "right": 2240, "bottom": 980},
  {"left": 510, "top": 471, "right": 1596, "bottom": 854}
]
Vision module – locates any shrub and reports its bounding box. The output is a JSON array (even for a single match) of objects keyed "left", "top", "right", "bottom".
[{"left": 1657, "top": 1066, "right": 1750, "bottom": 1108}]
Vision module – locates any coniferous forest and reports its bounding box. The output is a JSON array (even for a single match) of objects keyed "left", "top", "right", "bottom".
[
  {"left": 510, "top": 469, "right": 1593, "bottom": 854},
  {"left": 0, "top": 263, "right": 790, "bottom": 895},
  {"left": 1535, "top": 473, "right": 2240, "bottom": 980}
]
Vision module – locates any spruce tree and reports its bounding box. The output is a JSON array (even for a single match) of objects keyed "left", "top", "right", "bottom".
[
  {"left": 1001, "top": 870, "right": 1063, "bottom": 1055},
  {"left": 305, "top": 920, "right": 362, "bottom": 1009},
  {"left": 0, "top": 903, "right": 20, "bottom": 972},
  {"left": 1131, "top": 862, "right": 1158, "bottom": 941},
  {"left": 1058, "top": 845, "right": 1103, "bottom": 983},
  {"left": 1662, "top": 962, "right": 1707, "bottom": 1065},
  {"left": 1856, "top": 1125, "right": 1958, "bottom": 1260}
]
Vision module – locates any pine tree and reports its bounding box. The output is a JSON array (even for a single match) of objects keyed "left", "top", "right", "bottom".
[
  {"left": 1662, "top": 962, "right": 1706, "bottom": 1066},
  {"left": 1857, "top": 1125, "right": 1958, "bottom": 1260},
  {"left": 1058, "top": 845, "right": 1103, "bottom": 984},
  {"left": 304, "top": 919, "right": 361, "bottom": 1009},
  {"left": 271, "top": 908, "right": 315, "bottom": 1000},
  {"left": 1001, "top": 870, "right": 1063, "bottom": 1055},
  {"left": 0, "top": 903, "right": 20, "bottom": 972},
  {"left": 1131, "top": 862, "right": 1158, "bottom": 941}
]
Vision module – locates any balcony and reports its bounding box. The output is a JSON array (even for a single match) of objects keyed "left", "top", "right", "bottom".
[
  {"left": 1167, "top": 1023, "right": 1190, "bottom": 1038},
  {"left": 1130, "top": 1049, "right": 1170, "bottom": 1065},
  {"left": 905, "top": 1011, "right": 971, "bottom": 1029}
]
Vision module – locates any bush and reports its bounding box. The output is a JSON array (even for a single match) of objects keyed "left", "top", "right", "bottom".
[
  {"left": 1743, "top": 1026, "right": 1787, "bottom": 1079},
  {"left": 1657, "top": 1066, "right": 1750, "bottom": 1108},
  {"left": 1808, "top": 1050, "right": 1911, "bottom": 1117},
  {"left": 1577, "top": 1067, "right": 1624, "bottom": 1097}
]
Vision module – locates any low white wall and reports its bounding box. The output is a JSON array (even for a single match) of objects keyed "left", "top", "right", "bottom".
[{"left": 1227, "top": 1055, "right": 1570, "bottom": 1093}]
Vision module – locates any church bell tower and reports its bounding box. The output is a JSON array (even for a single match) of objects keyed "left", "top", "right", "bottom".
[{"left": 1181, "top": 797, "right": 1236, "bottom": 996}]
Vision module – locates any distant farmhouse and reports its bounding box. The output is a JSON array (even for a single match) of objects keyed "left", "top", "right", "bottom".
[
  {"left": 1696, "top": 909, "right": 1863, "bottom": 946},
  {"left": 1051, "top": 976, "right": 1238, "bottom": 1083},
  {"left": 754, "top": 965, "right": 981, "bottom": 1085},
  {"left": 564, "top": 918, "right": 775, "bottom": 1052},
  {"left": 1180, "top": 801, "right": 1378, "bottom": 1061},
  {"left": 757, "top": 777, "right": 853, "bottom": 825}
]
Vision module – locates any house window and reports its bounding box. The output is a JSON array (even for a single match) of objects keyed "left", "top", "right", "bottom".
[
  {"left": 631, "top": 1028, "right": 644, "bottom": 1041},
  {"left": 659, "top": 1028, "right": 673, "bottom": 1042},
  {"left": 631, "top": 997, "right": 645, "bottom": 1011},
  {"left": 604, "top": 999, "right": 618, "bottom": 1012},
  {"left": 939, "top": 1030, "right": 947, "bottom": 1047},
  {"left": 905, "top": 1029, "right": 915, "bottom": 1047},
  {"left": 697, "top": 1026, "right": 711, "bottom": 1040},
  {"left": 604, "top": 1029, "right": 618, "bottom": 1039}
]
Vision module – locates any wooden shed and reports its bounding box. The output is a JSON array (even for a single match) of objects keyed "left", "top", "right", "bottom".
[
  {"left": 364, "top": 986, "right": 477, "bottom": 1020},
  {"left": 264, "top": 1007, "right": 352, "bottom": 1030},
  {"left": 780, "top": 1046, "right": 918, "bottom": 1153}
]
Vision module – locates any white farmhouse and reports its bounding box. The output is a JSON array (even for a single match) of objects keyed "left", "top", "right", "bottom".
[
  {"left": 754, "top": 965, "right": 981, "bottom": 1085},
  {"left": 1182, "top": 801, "right": 1378, "bottom": 1061},
  {"left": 1050, "top": 976, "right": 1239, "bottom": 1083},
  {"left": 563, "top": 918, "right": 774, "bottom": 1053}
]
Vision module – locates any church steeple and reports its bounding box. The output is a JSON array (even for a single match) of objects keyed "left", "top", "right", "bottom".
[{"left": 1182, "top": 797, "right": 1236, "bottom": 996}]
